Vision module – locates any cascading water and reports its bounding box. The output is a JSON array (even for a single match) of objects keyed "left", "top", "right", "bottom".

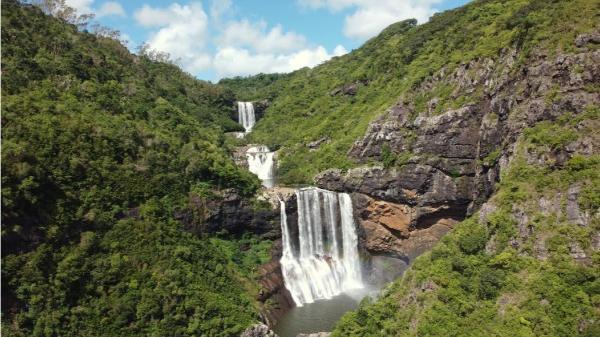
[
  {"left": 237, "top": 102, "right": 255, "bottom": 137},
  {"left": 246, "top": 146, "right": 276, "bottom": 188},
  {"left": 279, "top": 187, "right": 362, "bottom": 306}
]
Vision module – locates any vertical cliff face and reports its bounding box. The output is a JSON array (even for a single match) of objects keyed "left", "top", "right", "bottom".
[
  {"left": 316, "top": 43, "right": 599, "bottom": 264},
  {"left": 329, "top": 36, "right": 599, "bottom": 336}
]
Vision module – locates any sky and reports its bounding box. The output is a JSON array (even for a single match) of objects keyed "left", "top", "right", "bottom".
[{"left": 65, "top": 0, "right": 470, "bottom": 81}]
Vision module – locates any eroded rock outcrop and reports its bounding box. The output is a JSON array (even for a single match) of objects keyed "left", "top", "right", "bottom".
[
  {"left": 175, "top": 189, "right": 280, "bottom": 239},
  {"left": 352, "top": 193, "right": 457, "bottom": 261},
  {"left": 241, "top": 323, "right": 279, "bottom": 337},
  {"left": 317, "top": 47, "right": 599, "bottom": 268}
]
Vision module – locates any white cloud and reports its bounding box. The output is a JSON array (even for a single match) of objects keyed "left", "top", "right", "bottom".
[
  {"left": 65, "top": 0, "right": 94, "bottom": 14},
  {"left": 131, "top": 1, "right": 348, "bottom": 78},
  {"left": 298, "top": 0, "right": 442, "bottom": 40},
  {"left": 97, "top": 1, "right": 126, "bottom": 18},
  {"left": 333, "top": 44, "right": 348, "bottom": 55},
  {"left": 134, "top": 4, "right": 183, "bottom": 27},
  {"left": 219, "top": 20, "right": 307, "bottom": 53},
  {"left": 213, "top": 45, "right": 346, "bottom": 78},
  {"left": 65, "top": 0, "right": 126, "bottom": 18},
  {"left": 134, "top": 3, "right": 211, "bottom": 73},
  {"left": 213, "top": 17, "right": 347, "bottom": 78},
  {"left": 210, "top": 0, "right": 233, "bottom": 23}
]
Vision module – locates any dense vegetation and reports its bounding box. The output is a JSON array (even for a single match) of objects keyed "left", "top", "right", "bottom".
[
  {"left": 221, "top": 0, "right": 598, "bottom": 185},
  {"left": 332, "top": 109, "right": 600, "bottom": 336},
  {"left": 3, "top": 0, "right": 598, "bottom": 336},
  {"left": 1, "top": 1, "right": 267, "bottom": 336}
]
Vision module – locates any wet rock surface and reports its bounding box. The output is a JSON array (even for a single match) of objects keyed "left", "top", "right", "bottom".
[{"left": 257, "top": 239, "right": 295, "bottom": 327}]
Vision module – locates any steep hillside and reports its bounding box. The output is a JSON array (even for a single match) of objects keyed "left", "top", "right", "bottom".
[
  {"left": 222, "top": 0, "right": 598, "bottom": 185},
  {"left": 333, "top": 110, "right": 600, "bottom": 336},
  {"left": 1, "top": 1, "right": 269, "bottom": 336},
  {"left": 222, "top": 0, "right": 599, "bottom": 335}
]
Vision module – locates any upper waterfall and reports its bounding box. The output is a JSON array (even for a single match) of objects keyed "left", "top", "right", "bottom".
[
  {"left": 246, "top": 146, "right": 275, "bottom": 188},
  {"left": 279, "top": 187, "right": 362, "bottom": 306},
  {"left": 237, "top": 101, "right": 256, "bottom": 135}
]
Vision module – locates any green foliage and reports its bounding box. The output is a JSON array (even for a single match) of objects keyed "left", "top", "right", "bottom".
[
  {"left": 381, "top": 144, "right": 396, "bottom": 168},
  {"left": 210, "top": 235, "right": 273, "bottom": 279},
  {"left": 524, "top": 121, "right": 577, "bottom": 150},
  {"left": 457, "top": 220, "right": 488, "bottom": 254},
  {"left": 332, "top": 112, "right": 600, "bottom": 336},
  {"left": 1, "top": 1, "right": 263, "bottom": 335},
  {"left": 3, "top": 217, "right": 259, "bottom": 337},
  {"left": 222, "top": 0, "right": 597, "bottom": 185}
]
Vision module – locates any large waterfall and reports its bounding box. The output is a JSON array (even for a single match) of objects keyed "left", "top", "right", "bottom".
[
  {"left": 237, "top": 101, "right": 256, "bottom": 134},
  {"left": 246, "top": 146, "right": 275, "bottom": 188},
  {"left": 279, "top": 187, "right": 362, "bottom": 306}
]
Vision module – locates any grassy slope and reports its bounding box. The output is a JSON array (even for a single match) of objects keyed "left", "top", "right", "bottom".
[
  {"left": 221, "top": 0, "right": 598, "bottom": 185},
  {"left": 332, "top": 110, "right": 600, "bottom": 336},
  {"left": 1, "top": 1, "right": 267, "bottom": 336}
]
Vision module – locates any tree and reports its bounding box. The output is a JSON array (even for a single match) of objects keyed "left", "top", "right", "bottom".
[{"left": 29, "top": 0, "right": 94, "bottom": 27}]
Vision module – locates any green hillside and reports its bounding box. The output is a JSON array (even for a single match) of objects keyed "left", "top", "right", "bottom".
[
  {"left": 222, "top": 0, "right": 598, "bottom": 185},
  {"left": 1, "top": 1, "right": 265, "bottom": 336},
  {"left": 2, "top": 0, "right": 598, "bottom": 336},
  {"left": 221, "top": 0, "right": 600, "bottom": 335},
  {"left": 333, "top": 110, "right": 600, "bottom": 336}
]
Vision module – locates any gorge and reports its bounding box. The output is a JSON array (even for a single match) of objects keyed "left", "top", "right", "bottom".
[{"left": 3, "top": 1, "right": 598, "bottom": 337}]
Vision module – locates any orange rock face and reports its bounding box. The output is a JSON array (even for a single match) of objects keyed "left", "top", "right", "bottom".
[
  {"left": 358, "top": 195, "right": 458, "bottom": 261},
  {"left": 365, "top": 200, "right": 414, "bottom": 237}
]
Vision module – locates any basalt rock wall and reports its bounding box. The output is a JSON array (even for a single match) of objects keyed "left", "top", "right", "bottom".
[{"left": 318, "top": 42, "right": 599, "bottom": 267}]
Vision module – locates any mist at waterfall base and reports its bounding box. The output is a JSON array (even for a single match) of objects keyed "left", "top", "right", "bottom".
[
  {"left": 275, "top": 188, "right": 377, "bottom": 337},
  {"left": 274, "top": 287, "right": 378, "bottom": 337},
  {"left": 246, "top": 146, "right": 276, "bottom": 188}
]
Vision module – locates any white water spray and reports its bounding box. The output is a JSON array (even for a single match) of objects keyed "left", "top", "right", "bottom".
[
  {"left": 279, "top": 187, "right": 363, "bottom": 306},
  {"left": 246, "top": 146, "right": 275, "bottom": 188}
]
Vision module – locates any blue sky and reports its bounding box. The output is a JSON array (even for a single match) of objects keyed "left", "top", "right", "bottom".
[{"left": 67, "top": 0, "right": 470, "bottom": 81}]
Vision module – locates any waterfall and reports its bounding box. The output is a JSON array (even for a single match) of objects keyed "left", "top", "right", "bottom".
[
  {"left": 246, "top": 146, "right": 275, "bottom": 188},
  {"left": 237, "top": 102, "right": 256, "bottom": 136},
  {"left": 279, "top": 187, "right": 362, "bottom": 306}
]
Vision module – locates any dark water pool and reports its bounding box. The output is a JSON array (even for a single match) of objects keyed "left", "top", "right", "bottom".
[{"left": 273, "top": 287, "right": 378, "bottom": 337}]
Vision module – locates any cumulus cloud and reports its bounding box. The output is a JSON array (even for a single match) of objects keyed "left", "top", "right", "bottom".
[
  {"left": 134, "top": 3, "right": 212, "bottom": 73},
  {"left": 134, "top": 4, "right": 183, "bottom": 27},
  {"left": 299, "top": 0, "right": 442, "bottom": 40},
  {"left": 97, "top": 1, "right": 126, "bottom": 18},
  {"left": 213, "top": 17, "right": 347, "bottom": 78},
  {"left": 65, "top": 0, "right": 126, "bottom": 18},
  {"left": 65, "top": 0, "right": 94, "bottom": 14},
  {"left": 210, "top": 0, "right": 233, "bottom": 23},
  {"left": 219, "top": 20, "right": 307, "bottom": 53},
  {"left": 213, "top": 44, "right": 347, "bottom": 78},
  {"left": 131, "top": 1, "right": 348, "bottom": 78}
]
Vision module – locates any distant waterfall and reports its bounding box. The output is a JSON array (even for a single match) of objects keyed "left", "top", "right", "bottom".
[
  {"left": 237, "top": 102, "right": 256, "bottom": 134},
  {"left": 279, "top": 187, "right": 362, "bottom": 306},
  {"left": 246, "top": 146, "right": 275, "bottom": 188}
]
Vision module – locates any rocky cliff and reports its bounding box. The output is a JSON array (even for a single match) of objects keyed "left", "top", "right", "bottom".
[{"left": 316, "top": 42, "right": 599, "bottom": 265}]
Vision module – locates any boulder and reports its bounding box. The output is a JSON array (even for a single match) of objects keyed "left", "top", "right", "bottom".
[{"left": 241, "top": 324, "right": 278, "bottom": 337}]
